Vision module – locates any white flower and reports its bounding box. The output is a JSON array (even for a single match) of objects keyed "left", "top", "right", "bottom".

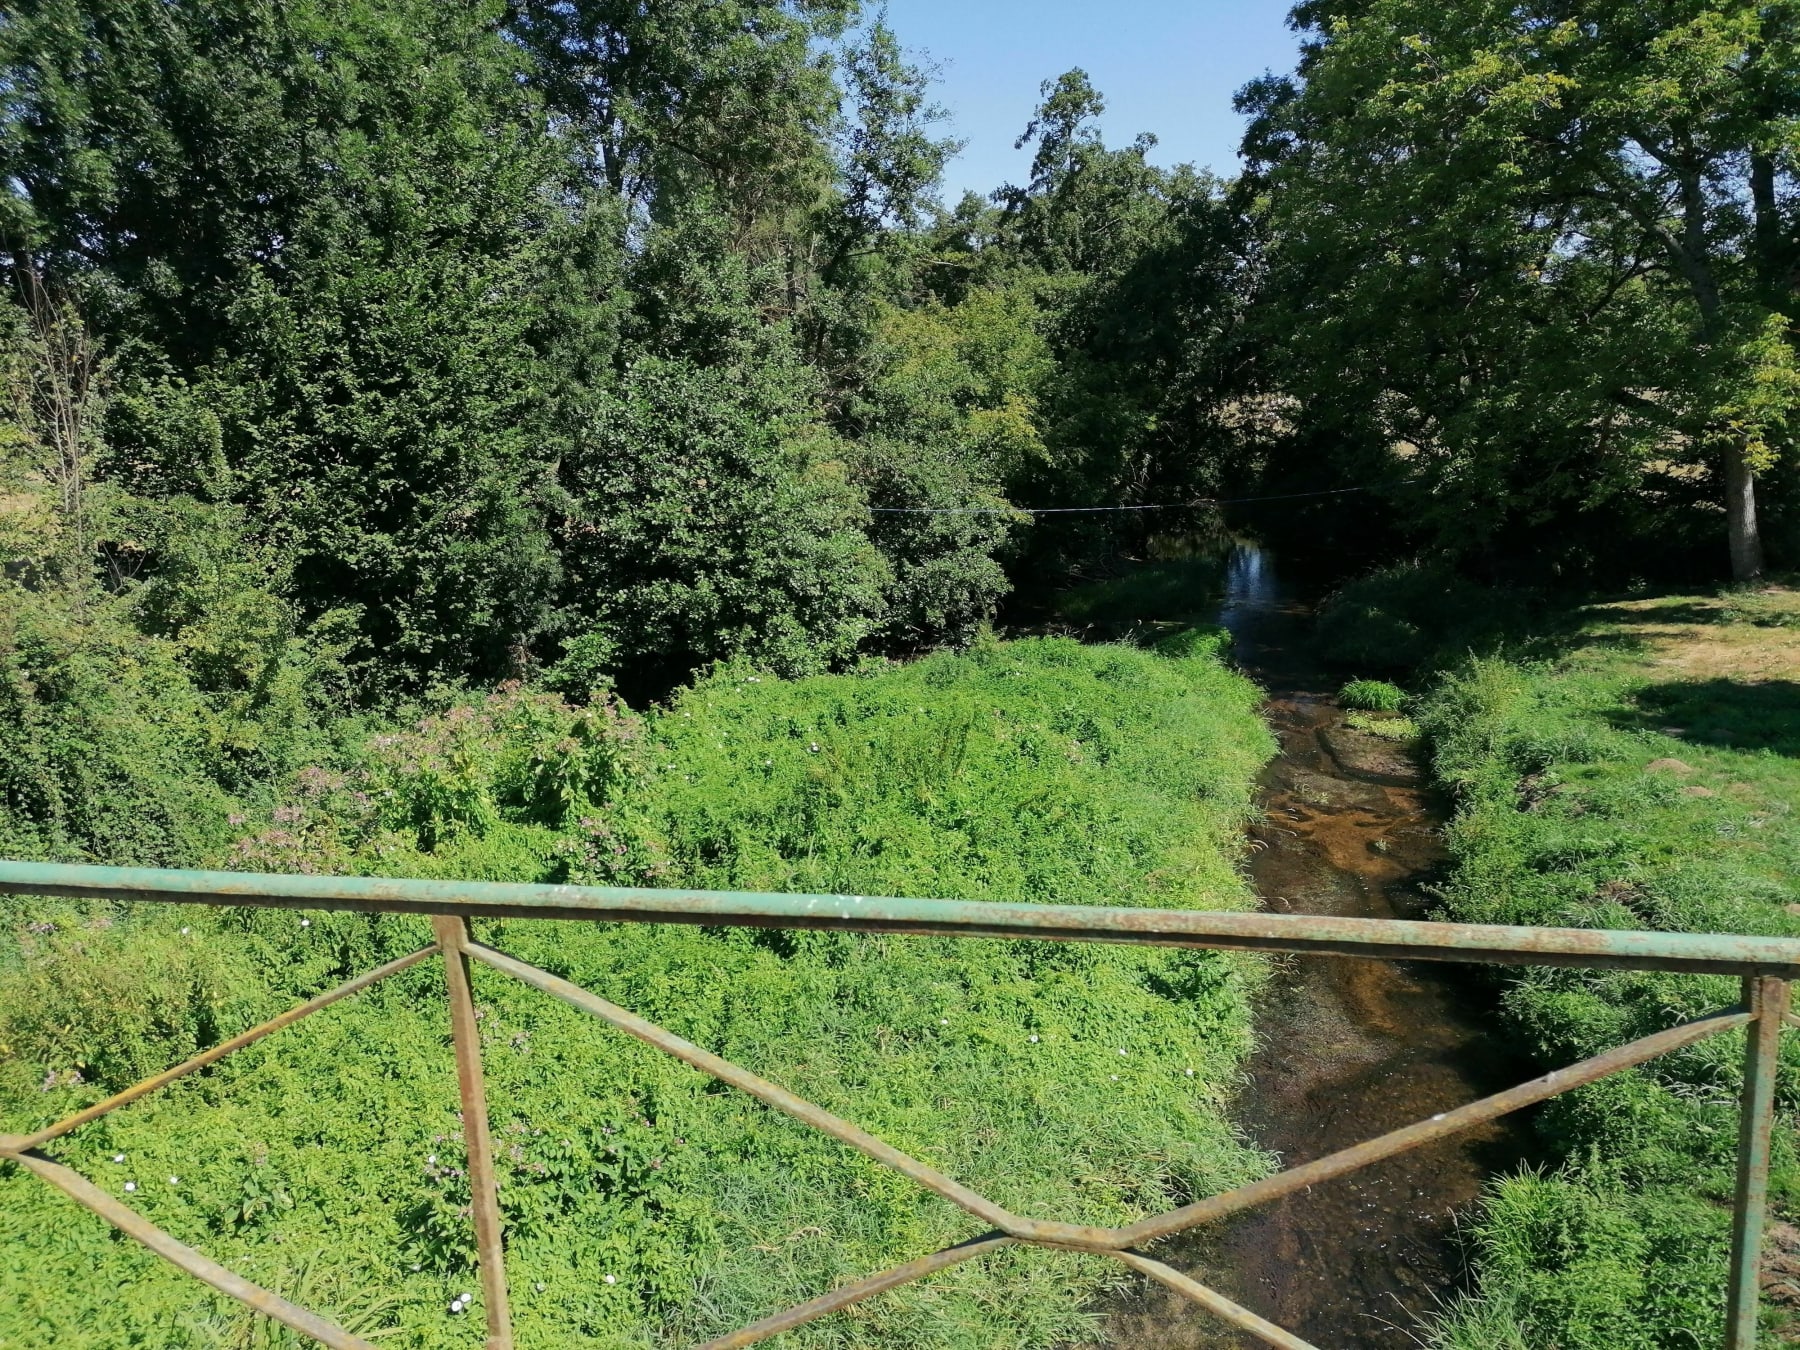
[
  {"left": 300, "top": 918, "right": 311, "bottom": 928},
  {"left": 168, "top": 1176, "right": 179, "bottom": 1185},
  {"left": 1110, "top": 1075, "right": 1119, "bottom": 1082},
  {"left": 449, "top": 1300, "right": 464, "bottom": 1314},
  {"left": 604, "top": 1274, "right": 617, "bottom": 1285},
  {"left": 124, "top": 1181, "right": 137, "bottom": 1192},
  {"left": 427, "top": 1154, "right": 437, "bottom": 1165},
  {"left": 461, "top": 1294, "right": 472, "bottom": 1303},
  {"left": 1028, "top": 1035, "right": 1039, "bottom": 1043},
  {"left": 939, "top": 1018, "right": 949, "bottom": 1026},
  {"left": 113, "top": 1154, "right": 125, "bottom": 1164},
  {"left": 411, "top": 1264, "right": 421, "bottom": 1271},
  {"left": 535, "top": 1282, "right": 546, "bottom": 1292},
  {"left": 1117, "top": 1048, "right": 1127, "bottom": 1056},
  {"left": 180, "top": 927, "right": 190, "bottom": 935},
  {"left": 808, "top": 742, "right": 820, "bottom": 753},
  {"left": 1185, "top": 1068, "right": 1195, "bottom": 1077}
]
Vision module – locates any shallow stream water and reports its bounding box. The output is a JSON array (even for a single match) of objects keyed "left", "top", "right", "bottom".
[{"left": 1106, "top": 545, "right": 1534, "bottom": 1348}]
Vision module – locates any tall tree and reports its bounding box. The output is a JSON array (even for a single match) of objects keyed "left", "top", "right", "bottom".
[
  {"left": 1244, "top": 0, "right": 1800, "bottom": 580},
  {"left": 0, "top": 0, "right": 610, "bottom": 688}
]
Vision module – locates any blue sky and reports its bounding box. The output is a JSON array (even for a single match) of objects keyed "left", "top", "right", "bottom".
[{"left": 880, "top": 1, "right": 1302, "bottom": 203}]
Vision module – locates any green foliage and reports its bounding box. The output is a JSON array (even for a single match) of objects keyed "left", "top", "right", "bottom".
[
  {"left": 1242, "top": 0, "right": 1800, "bottom": 580},
  {"left": 1343, "top": 710, "right": 1417, "bottom": 741},
  {"left": 0, "top": 635, "right": 1276, "bottom": 1347},
  {"left": 1338, "top": 679, "right": 1405, "bottom": 713},
  {"left": 1418, "top": 592, "right": 1800, "bottom": 1347},
  {"left": 1316, "top": 564, "right": 1544, "bottom": 674},
  {"left": 1054, "top": 559, "right": 1232, "bottom": 648},
  {"left": 560, "top": 345, "right": 890, "bottom": 683},
  {"left": 1435, "top": 1171, "right": 1731, "bottom": 1350}
]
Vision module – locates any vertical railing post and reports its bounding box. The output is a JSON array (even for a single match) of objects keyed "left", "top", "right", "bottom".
[
  {"left": 1726, "top": 974, "right": 1788, "bottom": 1350},
  {"left": 433, "top": 916, "right": 515, "bottom": 1350}
]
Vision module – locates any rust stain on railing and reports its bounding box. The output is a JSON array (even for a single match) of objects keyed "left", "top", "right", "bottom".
[{"left": 0, "top": 861, "right": 1791, "bottom": 1350}]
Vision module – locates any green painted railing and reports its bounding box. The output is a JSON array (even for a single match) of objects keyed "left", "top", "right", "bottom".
[{"left": 1, "top": 860, "right": 1795, "bottom": 1349}]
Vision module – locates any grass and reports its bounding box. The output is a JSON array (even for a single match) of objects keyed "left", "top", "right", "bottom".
[
  {"left": 1339, "top": 678, "right": 1406, "bottom": 712},
  {"left": 1415, "top": 586, "right": 1800, "bottom": 1348},
  {"left": 0, "top": 634, "right": 1276, "bottom": 1348},
  {"left": 1343, "top": 709, "right": 1418, "bottom": 741}
]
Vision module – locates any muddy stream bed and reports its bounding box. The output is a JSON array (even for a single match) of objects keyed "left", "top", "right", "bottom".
[{"left": 1106, "top": 546, "right": 1535, "bottom": 1348}]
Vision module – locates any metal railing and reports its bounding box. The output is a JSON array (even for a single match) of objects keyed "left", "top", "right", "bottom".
[{"left": 0, "top": 859, "right": 1794, "bottom": 1350}]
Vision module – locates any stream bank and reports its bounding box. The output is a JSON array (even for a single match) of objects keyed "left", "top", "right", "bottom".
[{"left": 1107, "top": 545, "right": 1534, "bottom": 1348}]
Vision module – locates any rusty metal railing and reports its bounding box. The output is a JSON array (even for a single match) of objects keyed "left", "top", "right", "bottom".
[{"left": 0, "top": 861, "right": 1794, "bottom": 1350}]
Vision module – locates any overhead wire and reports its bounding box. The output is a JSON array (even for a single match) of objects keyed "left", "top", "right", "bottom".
[{"left": 868, "top": 484, "right": 1379, "bottom": 516}]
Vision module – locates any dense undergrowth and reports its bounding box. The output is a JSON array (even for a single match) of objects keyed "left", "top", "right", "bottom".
[
  {"left": 1321, "top": 574, "right": 1800, "bottom": 1347},
  {"left": 0, "top": 633, "right": 1274, "bottom": 1348}
]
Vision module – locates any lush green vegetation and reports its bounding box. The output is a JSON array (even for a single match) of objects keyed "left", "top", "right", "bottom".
[
  {"left": 0, "top": 635, "right": 1275, "bottom": 1347},
  {"left": 1337, "top": 679, "right": 1406, "bottom": 713},
  {"left": 6, "top": 0, "right": 1800, "bottom": 1343},
  {"left": 1240, "top": 2, "right": 1800, "bottom": 584},
  {"left": 1397, "top": 589, "right": 1800, "bottom": 1347}
]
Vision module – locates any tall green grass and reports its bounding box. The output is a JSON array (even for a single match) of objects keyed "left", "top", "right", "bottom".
[
  {"left": 0, "top": 635, "right": 1275, "bottom": 1348},
  {"left": 1417, "top": 619, "right": 1800, "bottom": 1347}
]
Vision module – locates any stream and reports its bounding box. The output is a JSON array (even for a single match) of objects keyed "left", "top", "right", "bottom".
[{"left": 1107, "top": 545, "right": 1534, "bottom": 1348}]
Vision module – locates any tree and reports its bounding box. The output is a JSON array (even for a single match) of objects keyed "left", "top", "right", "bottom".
[
  {"left": 1, "top": 0, "right": 604, "bottom": 687},
  {"left": 502, "top": 0, "right": 855, "bottom": 237},
  {"left": 1244, "top": 0, "right": 1800, "bottom": 581}
]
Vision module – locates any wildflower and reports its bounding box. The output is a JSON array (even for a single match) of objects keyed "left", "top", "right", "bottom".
[
  {"left": 300, "top": 918, "right": 311, "bottom": 928},
  {"left": 604, "top": 1274, "right": 616, "bottom": 1285},
  {"left": 1117, "top": 1048, "right": 1127, "bottom": 1056},
  {"left": 535, "top": 1282, "right": 546, "bottom": 1292},
  {"left": 168, "top": 1176, "right": 179, "bottom": 1186},
  {"left": 113, "top": 1154, "right": 125, "bottom": 1164},
  {"left": 939, "top": 1018, "right": 949, "bottom": 1026},
  {"left": 449, "top": 1300, "right": 464, "bottom": 1314},
  {"left": 428, "top": 1155, "right": 437, "bottom": 1165},
  {"left": 461, "top": 1293, "right": 473, "bottom": 1303},
  {"left": 1185, "top": 1069, "right": 1195, "bottom": 1077},
  {"left": 124, "top": 1181, "right": 137, "bottom": 1192},
  {"left": 411, "top": 1264, "right": 421, "bottom": 1271},
  {"left": 1110, "top": 1075, "right": 1119, "bottom": 1082},
  {"left": 808, "top": 742, "right": 820, "bottom": 753},
  {"left": 1028, "top": 1035, "right": 1039, "bottom": 1043}
]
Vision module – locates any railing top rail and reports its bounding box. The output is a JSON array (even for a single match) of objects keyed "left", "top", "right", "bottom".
[{"left": 4, "top": 860, "right": 1798, "bottom": 977}]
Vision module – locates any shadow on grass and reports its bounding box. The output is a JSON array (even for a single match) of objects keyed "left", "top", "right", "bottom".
[{"left": 1612, "top": 679, "right": 1800, "bottom": 757}]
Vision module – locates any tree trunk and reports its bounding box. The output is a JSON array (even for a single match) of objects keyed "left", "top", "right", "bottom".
[
  {"left": 1724, "top": 437, "right": 1766, "bottom": 582},
  {"left": 1666, "top": 165, "right": 1770, "bottom": 580}
]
